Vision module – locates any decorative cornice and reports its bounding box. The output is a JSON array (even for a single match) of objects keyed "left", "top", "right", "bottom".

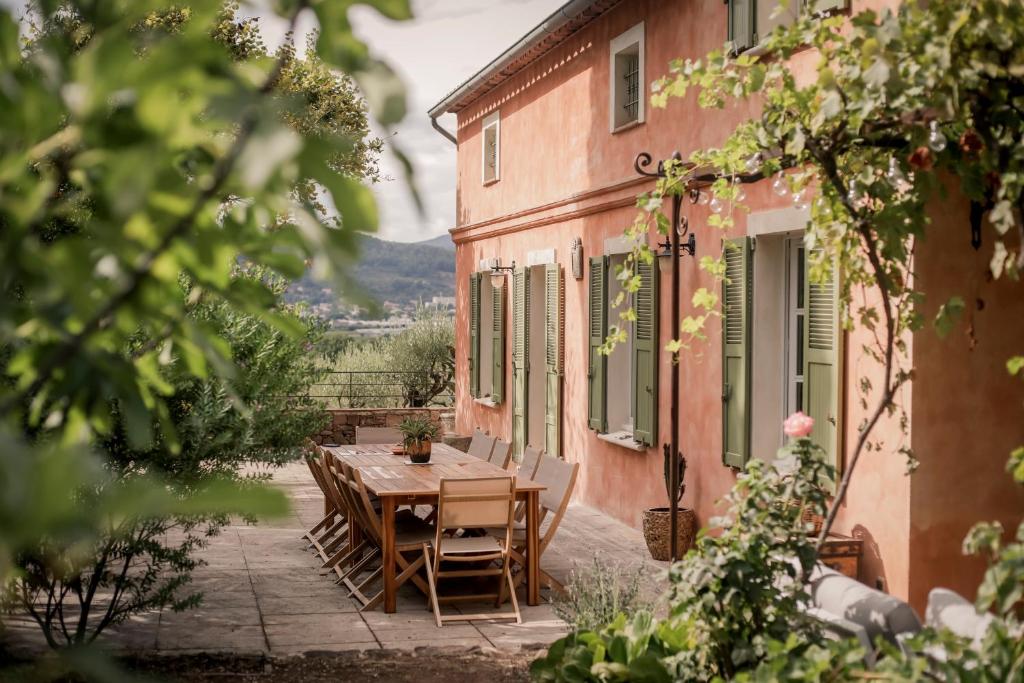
[{"left": 450, "top": 176, "right": 652, "bottom": 244}]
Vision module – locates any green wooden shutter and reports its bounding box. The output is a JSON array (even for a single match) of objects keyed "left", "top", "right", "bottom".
[
  {"left": 491, "top": 279, "right": 505, "bottom": 404},
  {"left": 588, "top": 256, "right": 608, "bottom": 432},
  {"left": 722, "top": 237, "right": 753, "bottom": 467},
  {"left": 802, "top": 249, "right": 843, "bottom": 474},
  {"left": 544, "top": 264, "right": 563, "bottom": 458},
  {"left": 632, "top": 256, "right": 659, "bottom": 446},
  {"left": 469, "top": 272, "right": 481, "bottom": 399},
  {"left": 511, "top": 267, "right": 529, "bottom": 458},
  {"left": 804, "top": 0, "right": 848, "bottom": 15},
  {"left": 727, "top": 0, "right": 755, "bottom": 53}
]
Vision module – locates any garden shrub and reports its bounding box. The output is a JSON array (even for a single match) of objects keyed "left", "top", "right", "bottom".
[
  {"left": 553, "top": 555, "right": 653, "bottom": 633},
  {"left": 533, "top": 438, "right": 833, "bottom": 682}
]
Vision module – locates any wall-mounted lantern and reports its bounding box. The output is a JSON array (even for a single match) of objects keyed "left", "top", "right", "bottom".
[{"left": 570, "top": 237, "right": 584, "bottom": 280}]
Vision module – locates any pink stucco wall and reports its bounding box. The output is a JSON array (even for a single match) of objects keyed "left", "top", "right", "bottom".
[{"left": 447, "top": 0, "right": 1022, "bottom": 612}]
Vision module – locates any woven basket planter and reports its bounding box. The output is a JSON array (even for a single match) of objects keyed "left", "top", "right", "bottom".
[{"left": 642, "top": 507, "right": 697, "bottom": 561}]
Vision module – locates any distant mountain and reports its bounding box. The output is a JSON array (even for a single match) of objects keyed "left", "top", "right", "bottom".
[
  {"left": 415, "top": 234, "right": 455, "bottom": 251},
  {"left": 284, "top": 234, "right": 454, "bottom": 315}
]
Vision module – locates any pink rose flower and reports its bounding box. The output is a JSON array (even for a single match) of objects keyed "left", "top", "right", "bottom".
[{"left": 783, "top": 412, "right": 814, "bottom": 438}]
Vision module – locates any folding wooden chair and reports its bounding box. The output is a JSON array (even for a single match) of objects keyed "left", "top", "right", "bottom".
[
  {"left": 513, "top": 445, "right": 544, "bottom": 522},
  {"left": 499, "top": 455, "right": 579, "bottom": 595},
  {"left": 517, "top": 445, "right": 543, "bottom": 480},
  {"left": 355, "top": 426, "right": 403, "bottom": 444},
  {"left": 422, "top": 477, "right": 521, "bottom": 627},
  {"left": 467, "top": 429, "right": 496, "bottom": 460},
  {"left": 342, "top": 463, "right": 434, "bottom": 612},
  {"left": 488, "top": 438, "right": 513, "bottom": 470},
  {"left": 317, "top": 452, "right": 376, "bottom": 584},
  {"left": 302, "top": 444, "right": 348, "bottom": 562}
]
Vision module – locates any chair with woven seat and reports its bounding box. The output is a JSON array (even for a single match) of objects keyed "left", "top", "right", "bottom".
[
  {"left": 488, "top": 438, "right": 513, "bottom": 470},
  {"left": 355, "top": 426, "right": 403, "bottom": 444},
  {"left": 422, "top": 476, "right": 521, "bottom": 627},
  {"left": 342, "top": 462, "right": 434, "bottom": 611},
  {"left": 497, "top": 455, "right": 579, "bottom": 595},
  {"left": 466, "top": 428, "right": 496, "bottom": 461},
  {"left": 512, "top": 445, "right": 544, "bottom": 522}
]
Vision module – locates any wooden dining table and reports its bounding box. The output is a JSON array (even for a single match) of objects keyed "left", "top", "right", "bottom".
[{"left": 327, "top": 443, "right": 547, "bottom": 613}]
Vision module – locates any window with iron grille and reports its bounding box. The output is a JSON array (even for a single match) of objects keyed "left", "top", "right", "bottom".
[
  {"left": 481, "top": 111, "right": 500, "bottom": 184},
  {"left": 610, "top": 23, "right": 644, "bottom": 131}
]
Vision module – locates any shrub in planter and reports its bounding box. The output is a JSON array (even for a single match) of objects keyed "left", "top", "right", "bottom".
[{"left": 398, "top": 417, "right": 438, "bottom": 463}]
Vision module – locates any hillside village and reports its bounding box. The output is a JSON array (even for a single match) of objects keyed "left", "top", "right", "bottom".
[{"left": 286, "top": 234, "right": 455, "bottom": 334}]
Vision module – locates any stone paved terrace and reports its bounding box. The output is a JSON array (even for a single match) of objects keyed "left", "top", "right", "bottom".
[{"left": 2, "top": 462, "right": 666, "bottom": 657}]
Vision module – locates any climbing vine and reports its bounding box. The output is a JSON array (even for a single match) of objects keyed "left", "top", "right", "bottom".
[{"left": 615, "top": 0, "right": 1024, "bottom": 551}]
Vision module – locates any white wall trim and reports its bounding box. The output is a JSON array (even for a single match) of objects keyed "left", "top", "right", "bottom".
[
  {"left": 609, "top": 22, "right": 645, "bottom": 133},
  {"left": 526, "top": 248, "right": 556, "bottom": 266},
  {"left": 603, "top": 236, "right": 636, "bottom": 255},
  {"left": 746, "top": 206, "right": 811, "bottom": 237},
  {"left": 481, "top": 110, "right": 500, "bottom": 184}
]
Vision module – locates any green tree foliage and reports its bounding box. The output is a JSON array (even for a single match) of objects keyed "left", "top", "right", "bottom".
[
  {"left": 532, "top": 439, "right": 833, "bottom": 682},
  {"left": 0, "top": 0, "right": 413, "bottom": 663},
  {"left": 328, "top": 308, "right": 455, "bottom": 407}
]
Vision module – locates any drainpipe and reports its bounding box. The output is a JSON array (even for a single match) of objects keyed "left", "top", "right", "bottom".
[{"left": 431, "top": 114, "right": 457, "bottom": 145}]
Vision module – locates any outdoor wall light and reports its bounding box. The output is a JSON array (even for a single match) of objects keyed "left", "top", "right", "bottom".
[
  {"left": 491, "top": 259, "right": 516, "bottom": 275},
  {"left": 657, "top": 216, "right": 696, "bottom": 258},
  {"left": 570, "top": 237, "right": 584, "bottom": 280}
]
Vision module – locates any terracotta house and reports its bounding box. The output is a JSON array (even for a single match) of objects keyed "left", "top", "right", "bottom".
[{"left": 428, "top": 0, "right": 1024, "bottom": 612}]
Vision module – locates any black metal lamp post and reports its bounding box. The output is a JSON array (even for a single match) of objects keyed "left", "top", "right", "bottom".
[{"left": 634, "top": 151, "right": 694, "bottom": 562}]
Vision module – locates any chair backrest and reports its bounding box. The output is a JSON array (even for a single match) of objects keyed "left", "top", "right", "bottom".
[
  {"left": 320, "top": 451, "right": 354, "bottom": 519},
  {"left": 532, "top": 455, "right": 579, "bottom": 549},
  {"left": 343, "top": 463, "right": 383, "bottom": 542},
  {"left": 467, "top": 429, "right": 496, "bottom": 460},
  {"left": 488, "top": 438, "right": 512, "bottom": 469},
  {"left": 437, "top": 477, "right": 515, "bottom": 531},
  {"left": 355, "top": 426, "right": 403, "bottom": 444},
  {"left": 518, "top": 445, "right": 543, "bottom": 480}
]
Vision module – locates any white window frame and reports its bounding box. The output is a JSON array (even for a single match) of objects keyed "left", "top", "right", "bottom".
[
  {"left": 481, "top": 111, "right": 500, "bottom": 184},
  {"left": 783, "top": 236, "right": 805, "bottom": 425},
  {"left": 609, "top": 22, "right": 645, "bottom": 133}
]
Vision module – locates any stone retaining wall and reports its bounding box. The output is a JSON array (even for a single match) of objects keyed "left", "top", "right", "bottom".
[{"left": 313, "top": 408, "right": 453, "bottom": 445}]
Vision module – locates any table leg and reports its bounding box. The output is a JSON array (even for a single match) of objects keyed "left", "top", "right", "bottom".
[
  {"left": 526, "top": 490, "right": 540, "bottom": 606},
  {"left": 382, "top": 498, "right": 397, "bottom": 613}
]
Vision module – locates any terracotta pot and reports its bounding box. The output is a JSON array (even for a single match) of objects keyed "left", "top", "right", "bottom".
[
  {"left": 642, "top": 507, "right": 697, "bottom": 561},
  {"left": 406, "top": 439, "right": 432, "bottom": 464}
]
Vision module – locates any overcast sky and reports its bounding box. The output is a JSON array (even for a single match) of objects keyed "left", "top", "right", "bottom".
[{"left": 347, "top": 0, "right": 564, "bottom": 243}]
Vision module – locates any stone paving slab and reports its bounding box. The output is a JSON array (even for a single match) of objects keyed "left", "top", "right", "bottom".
[{"left": 2, "top": 461, "right": 666, "bottom": 658}]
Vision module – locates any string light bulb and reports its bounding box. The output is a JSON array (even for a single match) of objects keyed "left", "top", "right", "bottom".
[
  {"left": 792, "top": 189, "right": 809, "bottom": 210},
  {"left": 745, "top": 153, "right": 762, "bottom": 174},
  {"left": 928, "top": 120, "right": 947, "bottom": 152},
  {"left": 771, "top": 171, "right": 789, "bottom": 197}
]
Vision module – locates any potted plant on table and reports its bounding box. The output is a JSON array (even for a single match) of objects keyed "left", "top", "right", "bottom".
[{"left": 398, "top": 417, "right": 438, "bottom": 464}]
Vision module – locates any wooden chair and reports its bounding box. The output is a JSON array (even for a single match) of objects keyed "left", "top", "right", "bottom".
[
  {"left": 513, "top": 445, "right": 544, "bottom": 522},
  {"left": 302, "top": 444, "right": 348, "bottom": 562},
  {"left": 499, "top": 455, "right": 579, "bottom": 595},
  {"left": 466, "top": 428, "right": 496, "bottom": 460},
  {"left": 318, "top": 452, "right": 377, "bottom": 585},
  {"left": 355, "top": 426, "right": 403, "bottom": 444},
  {"left": 518, "top": 445, "right": 543, "bottom": 480},
  {"left": 488, "top": 438, "right": 513, "bottom": 470},
  {"left": 343, "top": 462, "right": 434, "bottom": 612},
  {"left": 422, "top": 477, "right": 521, "bottom": 627}
]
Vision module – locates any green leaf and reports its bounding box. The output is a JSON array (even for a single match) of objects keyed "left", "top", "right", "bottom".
[{"left": 934, "top": 296, "right": 965, "bottom": 337}]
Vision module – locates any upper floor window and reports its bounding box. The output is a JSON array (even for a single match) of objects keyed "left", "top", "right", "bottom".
[
  {"left": 609, "top": 23, "right": 645, "bottom": 132},
  {"left": 481, "top": 111, "right": 500, "bottom": 184},
  {"left": 728, "top": 0, "right": 847, "bottom": 53}
]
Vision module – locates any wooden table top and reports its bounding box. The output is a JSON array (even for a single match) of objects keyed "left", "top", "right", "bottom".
[{"left": 327, "top": 443, "right": 545, "bottom": 498}]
